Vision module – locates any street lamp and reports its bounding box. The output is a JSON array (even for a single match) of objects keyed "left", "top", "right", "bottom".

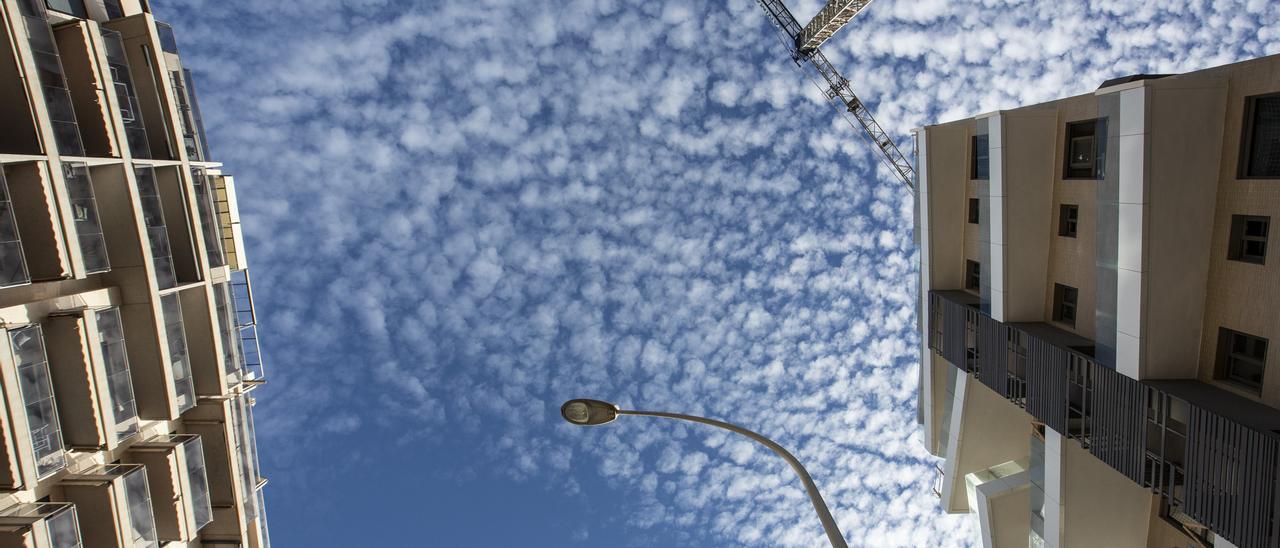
[{"left": 560, "top": 398, "right": 849, "bottom": 548}]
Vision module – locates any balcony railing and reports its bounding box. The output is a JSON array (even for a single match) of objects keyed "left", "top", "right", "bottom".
[
  {"left": 929, "top": 290, "right": 1280, "bottom": 548},
  {"left": 61, "top": 162, "right": 110, "bottom": 274},
  {"left": 159, "top": 294, "right": 195, "bottom": 413},
  {"left": 189, "top": 168, "right": 225, "bottom": 268},
  {"left": 100, "top": 29, "right": 151, "bottom": 159},
  {"left": 96, "top": 308, "right": 140, "bottom": 442},
  {"left": 230, "top": 270, "right": 264, "bottom": 381}
]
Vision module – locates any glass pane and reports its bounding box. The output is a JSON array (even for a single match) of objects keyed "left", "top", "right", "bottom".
[
  {"left": 122, "top": 469, "right": 158, "bottom": 547},
  {"left": 183, "top": 438, "right": 213, "bottom": 530},
  {"left": 1248, "top": 96, "right": 1280, "bottom": 177},
  {"left": 96, "top": 309, "right": 139, "bottom": 441},
  {"left": 9, "top": 326, "right": 66, "bottom": 478},
  {"left": 45, "top": 506, "right": 83, "bottom": 548},
  {"left": 161, "top": 295, "right": 195, "bottom": 412}
]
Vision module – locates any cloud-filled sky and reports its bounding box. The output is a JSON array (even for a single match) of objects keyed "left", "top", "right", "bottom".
[{"left": 157, "top": 0, "right": 1279, "bottom": 545}]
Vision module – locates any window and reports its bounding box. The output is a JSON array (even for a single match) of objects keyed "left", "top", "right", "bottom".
[
  {"left": 968, "top": 198, "right": 980, "bottom": 224},
  {"left": 1242, "top": 94, "right": 1280, "bottom": 178},
  {"left": 1064, "top": 119, "right": 1107, "bottom": 179},
  {"left": 1228, "top": 215, "right": 1269, "bottom": 264},
  {"left": 965, "top": 260, "right": 981, "bottom": 291},
  {"left": 971, "top": 134, "right": 989, "bottom": 180},
  {"left": 1217, "top": 328, "right": 1267, "bottom": 391},
  {"left": 1053, "top": 284, "right": 1078, "bottom": 327},
  {"left": 1059, "top": 204, "right": 1079, "bottom": 238},
  {"left": 44, "top": 0, "right": 88, "bottom": 17}
]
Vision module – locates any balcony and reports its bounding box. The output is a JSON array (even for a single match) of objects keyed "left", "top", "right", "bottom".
[
  {"left": 211, "top": 173, "right": 246, "bottom": 271},
  {"left": 0, "top": 167, "right": 31, "bottom": 287},
  {"left": 61, "top": 464, "right": 158, "bottom": 548},
  {"left": 0, "top": 502, "right": 83, "bottom": 548},
  {"left": 42, "top": 308, "right": 139, "bottom": 451},
  {"left": 133, "top": 166, "right": 200, "bottom": 289},
  {"left": 99, "top": 28, "right": 151, "bottom": 159},
  {"left": 127, "top": 434, "right": 213, "bottom": 542},
  {"left": 158, "top": 293, "right": 195, "bottom": 413},
  {"left": 102, "top": 15, "right": 178, "bottom": 160},
  {"left": 189, "top": 168, "right": 224, "bottom": 269},
  {"left": 59, "top": 163, "right": 109, "bottom": 274},
  {"left": 14, "top": 0, "right": 85, "bottom": 156},
  {"left": 4, "top": 325, "right": 68, "bottom": 481},
  {"left": 929, "top": 290, "right": 1280, "bottom": 548},
  {"left": 184, "top": 396, "right": 263, "bottom": 545},
  {"left": 50, "top": 17, "right": 123, "bottom": 158}
]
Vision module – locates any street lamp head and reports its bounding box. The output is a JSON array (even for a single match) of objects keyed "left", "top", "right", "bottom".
[{"left": 560, "top": 399, "right": 620, "bottom": 426}]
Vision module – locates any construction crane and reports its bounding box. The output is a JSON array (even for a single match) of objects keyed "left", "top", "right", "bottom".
[{"left": 756, "top": 0, "right": 916, "bottom": 192}]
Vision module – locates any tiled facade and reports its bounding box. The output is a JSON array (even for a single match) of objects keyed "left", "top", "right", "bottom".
[
  {"left": 916, "top": 54, "right": 1280, "bottom": 548},
  {"left": 0, "top": 0, "right": 269, "bottom": 546}
]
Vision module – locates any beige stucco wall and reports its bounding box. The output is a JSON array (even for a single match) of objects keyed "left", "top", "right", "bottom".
[
  {"left": 925, "top": 121, "right": 973, "bottom": 292},
  {"left": 990, "top": 486, "right": 1031, "bottom": 548},
  {"left": 1043, "top": 96, "right": 1102, "bottom": 339},
  {"left": 1062, "top": 440, "right": 1153, "bottom": 547},
  {"left": 1198, "top": 54, "right": 1280, "bottom": 405},
  {"left": 999, "top": 109, "right": 1059, "bottom": 324}
]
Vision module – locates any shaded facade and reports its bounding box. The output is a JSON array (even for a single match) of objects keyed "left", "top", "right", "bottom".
[
  {"left": 916, "top": 54, "right": 1280, "bottom": 547},
  {"left": 0, "top": 0, "right": 269, "bottom": 546}
]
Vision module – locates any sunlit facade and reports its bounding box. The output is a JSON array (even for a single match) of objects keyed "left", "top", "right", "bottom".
[
  {"left": 0, "top": 0, "right": 269, "bottom": 545},
  {"left": 916, "top": 54, "right": 1280, "bottom": 548}
]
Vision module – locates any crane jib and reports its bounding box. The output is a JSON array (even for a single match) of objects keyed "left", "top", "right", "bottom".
[{"left": 755, "top": 0, "right": 917, "bottom": 192}]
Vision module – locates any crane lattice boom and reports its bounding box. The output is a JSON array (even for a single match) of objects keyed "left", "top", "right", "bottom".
[
  {"left": 797, "top": 0, "right": 874, "bottom": 51},
  {"left": 756, "top": 0, "right": 916, "bottom": 192}
]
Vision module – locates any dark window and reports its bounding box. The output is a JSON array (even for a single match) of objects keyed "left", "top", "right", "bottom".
[
  {"left": 1242, "top": 94, "right": 1280, "bottom": 178},
  {"left": 1227, "top": 215, "right": 1269, "bottom": 264},
  {"left": 971, "top": 134, "right": 989, "bottom": 180},
  {"left": 44, "top": 0, "right": 87, "bottom": 17},
  {"left": 968, "top": 198, "right": 980, "bottom": 224},
  {"left": 1064, "top": 119, "right": 1107, "bottom": 179},
  {"left": 1053, "top": 284, "right": 1078, "bottom": 327},
  {"left": 965, "top": 260, "right": 981, "bottom": 291},
  {"left": 1059, "top": 204, "right": 1079, "bottom": 238},
  {"left": 1217, "top": 328, "right": 1267, "bottom": 391},
  {"left": 103, "top": 0, "right": 124, "bottom": 18}
]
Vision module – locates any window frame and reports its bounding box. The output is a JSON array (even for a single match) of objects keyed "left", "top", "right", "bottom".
[
  {"left": 971, "top": 134, "right": 990, "bottom": 181},
  {"left": 44, "top": 0, "right": 88, "bottom": 17},
  {"left": 965, "top": 260, "right": 981, "bottom": 291},
  {"left": 967, "top": 198, "right": 980, "bottom": 224},
  {"left": 1216, "top": 327, "right": 1268, "bottom": 392},
  {"left": 1227, "top": 214, "right": 1269, "bottom": 265},
  {"left": 1058, "top": 204, "right": 1079, "bottom": 238},
  {"left": 1053, "top": 283, "right": 1078, "bottom": 328},
  {"left": 1239, "top": 92, "right": 1280, "bottom": 179},
  {"left": 1063, "top": 119, "right": 1106, "bottom": 180}
]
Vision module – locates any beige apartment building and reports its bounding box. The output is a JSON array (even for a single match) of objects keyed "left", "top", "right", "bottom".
[
  {"left": 916, "top": 54, "right": 1280, "bottom": 548},
  {"left": 0, "top": 0, "right": 270, "bottom": 546}
]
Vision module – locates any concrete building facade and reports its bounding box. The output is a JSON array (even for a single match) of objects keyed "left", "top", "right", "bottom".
[
  {"left": 916, "top": 54, "right": 1280, "bottom": 548},
  {"left": 0, "top": 0, "right": 270, "bottom": 546}
]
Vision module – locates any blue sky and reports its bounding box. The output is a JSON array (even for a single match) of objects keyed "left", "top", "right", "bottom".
[{"left": 156, "top": 0, "right": 1280, "bottom": 545}]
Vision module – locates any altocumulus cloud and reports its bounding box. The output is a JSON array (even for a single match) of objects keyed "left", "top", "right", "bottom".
[{"left": 157, "top": 0, "right": 1280, "bottom": 545}]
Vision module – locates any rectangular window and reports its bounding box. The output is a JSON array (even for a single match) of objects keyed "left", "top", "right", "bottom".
[
  {"left": 1228, "top": 215, "right": 1269, "bottom": 264},
  {"left": 1064, "top": 119, "right": 1107, "bottom": 179},
  {"left": 965, "top": 260, "right": 981, "bottom": 291},
  {"left": 1058, "top": 204, "right": 1079, "bottom": 238},
  {"left": 968, "top": 198, "right": 980, "bottom": 224},
  {"left": 1053, "top": 283, "right": 1078, "bottom": 328},
  {"left": 44, "top": 0, "right": 87, "bottom": 17},
  {"left": 971, "top": 134, "right": 989, "bottom": 180},
  {"left": 1217, "top": 328, "right": 1267, "bottom": 391},
  {"left": 1242, "top": 94, "right": 1280, "bottom": 178}
]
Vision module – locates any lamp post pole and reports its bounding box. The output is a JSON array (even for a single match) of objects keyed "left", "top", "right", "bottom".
[{"left": 561, "top": 399, "right": 848, "bottom": 548}]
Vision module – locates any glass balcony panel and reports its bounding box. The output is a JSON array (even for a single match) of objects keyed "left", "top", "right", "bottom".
[
  {"left": 96, "top": 309, "right": 140, "bottom": 441},
  {"left": 212, "top": 283, "right": 243, "bottom": 381},
  {"left": 160, "top": 295, "right": 194, "bottom": 413},
  {"left": 190, "top": 169, "right": 223, "bottom": 267},
  {"left": 18, "top": 2, "right": 85, "bottom": 156},
  {"left": 62, "top": 163, "right": 110, "bottom": 273},
  {"left": 154, "top": 22, "right": 178, "bottom": 54},
  {"left": 0, "top": 242, "right": 31, "bottom": 288},
  {"left": 182, "top": 438, "right": 213, "bottom": 530},
  {"left": 102, "top": 0, "right": 123, "bottom": 18},
  {"left": 101, "top": 30, "right": 151, "bottom": 159},
  {"left": 45, "top": 505, "right": 82, "bottom": 548},
  {"left": 8, "top": 326, "right": 66, "bottom": 478},
  {"left": 121, "top": 468, "right": 158, "bottom": 548}
]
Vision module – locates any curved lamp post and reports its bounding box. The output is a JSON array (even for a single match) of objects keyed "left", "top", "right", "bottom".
[{"left": 560, "top": 399, "right": 848, "bottom": 548}]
